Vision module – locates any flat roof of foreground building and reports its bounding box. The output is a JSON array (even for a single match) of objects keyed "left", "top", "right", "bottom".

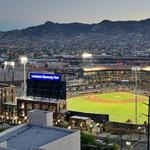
[
  {"left": 0, "top": 110, "right": 80, "bottom": 150},
  {"left": 0, "top": 124, "right": 76, "bottom": 150}
]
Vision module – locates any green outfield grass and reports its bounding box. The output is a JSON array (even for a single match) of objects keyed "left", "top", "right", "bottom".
[
  {"left": 96, "top": 92, "right": 146, "bottom": 101},
  {"left": 67, "top": 92, "right": 148, "bottom": 124}
]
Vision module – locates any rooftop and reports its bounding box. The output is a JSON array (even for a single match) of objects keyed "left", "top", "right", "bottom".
[
  {"left": 17, "top": 96, "right": 62, "bottom": 104},
  {"left": 0, "top": 124, "right": 74, "bottom": 150},
  {"left": 70, "top": 115, "right": 91, "bottom": 120},
  {"left": 0, "top": 83, "right": 11, "bottom": 88}
]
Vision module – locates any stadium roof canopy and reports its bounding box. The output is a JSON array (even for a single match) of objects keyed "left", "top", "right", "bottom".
[
  {"left": 83, "top": 66, "right": 109, "bottom": 72},
  {"left": 141, "top": 66, "right": 150, "bottom": 72},
  {"left": 83, "top": 66, "right": 150, "bottom": 72}
]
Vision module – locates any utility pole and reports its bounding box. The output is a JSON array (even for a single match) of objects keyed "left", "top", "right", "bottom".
[
  {"left": 135, "top": 69, "right": 138, "bottom": 125},
  {"left": 120, "top": 134, "right": 123, "bottom": 150},
  {"left": 143, "top": 94, "right": 150, "bottom": 150},
  {"left": 131, "top": 66, "right": 140, "bottom": 124},
  {"left": 147, "top": 96, "right": 150, "bottom": 150}
]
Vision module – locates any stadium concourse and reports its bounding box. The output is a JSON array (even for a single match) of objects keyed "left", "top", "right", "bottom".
[{"left": 67, "top": 65, "right": 150, "bottom": 97}]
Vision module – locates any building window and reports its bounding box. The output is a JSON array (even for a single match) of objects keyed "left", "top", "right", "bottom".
[
  {"left": 21, "top": 103, "right": 25, "bottom": 109},
  {"left": 27, "top": 103, "right": 32, "bottom": 110},
  {"left": 49, "top": 106, "right": 56, "bottom": 112},
  {"left": 34, "top": 104, "right": 40, "bottom": 110}
]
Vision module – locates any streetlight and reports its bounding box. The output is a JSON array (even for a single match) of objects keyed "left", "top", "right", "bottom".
[
  {"left": 6, "top": 116, "right": 9, "bottom": 124},
  {"left": 96, "top": 123, "right": 100, "bottom": 136},
  {"left": 24, "top": 116, "right": 27, "bottom": 120},
  {"left": 57, "top": 119, "right": 61, "bottom": 126},
  {"left": 80, "top": 123, "right": 83, "bottom": 132},
  {"left": 14, "top": 116, "right": 18, "bottom": 124},
  {"left": 20, "top": 56, "right": 28, "bottom": 96},
  {"left": 24, "top": 116, "right": 27, "bottom": 122},
  {"left": 126, "top": 141, "right": 131, "bottom": 150},
  {"left": 18, "top": 121, "right": 22, "bottom": 125},
  {"left": 89, "top": 123, "right": 93, "bottom": 132},
  {"left": 131, "top": 66, "right": 140, "bottom": 124},
  {"left": 10, "top": 61, "right": 15, "bottom": 82},
  {"left": 1, "top": 115, "right": 4, "bottom": 123},
  {"left": 82, "top": 53, "right": 92, "bottom": 67},
  {"left": 138, "top": 126, "right": 141, "bottom": 140},
  {"left": 68, "top": 126, "right": 71, "bottom": 130}
]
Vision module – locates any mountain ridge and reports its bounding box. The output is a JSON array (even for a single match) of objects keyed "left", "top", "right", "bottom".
[
  {"left": 1, "top": 18, "right": 150, "bottom": 33},
  {"left": 0, "top": 18, "right": 150, "bottom": 57}
]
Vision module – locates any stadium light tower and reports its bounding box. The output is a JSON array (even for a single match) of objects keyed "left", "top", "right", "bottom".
[
  {"left": 4, "top": 61, "right": 8, "bottom": 81},
  {"left": 10, "top": 61, "right": 15, "bottom": 82},
  {"left": 20, "top": 56, "right": 28, "bottom": 96},
  {"left": 4, "top": 61, "right": 8, "bottom": 70},
  {"left": 4, "top": 61, "right": 15, "bottom": 81},
  {"left": 82, "top": 53, "right": 92, "bottom": 67},
  {"left": 4, "top": 61, "right": 15, "bottom": 69},
  {"left": 131, "top": 66, "right": 140, "bottom": 124}
]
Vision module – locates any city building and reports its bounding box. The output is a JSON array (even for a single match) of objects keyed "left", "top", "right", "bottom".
[
  {"left": 0, "top": 83, "right": 17, "bottom": 124},
  {"left": 17, "top": 97, "right": 66, "bottom": 123},
  {"left": 0, "top": 110, "right": 80, "bottom": 150}
]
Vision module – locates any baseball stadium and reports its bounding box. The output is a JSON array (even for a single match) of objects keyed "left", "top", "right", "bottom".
[{"left": 67, "top": 65, "right": 150, "bottom": 124}]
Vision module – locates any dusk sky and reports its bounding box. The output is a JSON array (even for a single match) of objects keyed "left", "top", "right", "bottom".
[{"left": 0, "top": 0, "right": 150, "bottom": 31}]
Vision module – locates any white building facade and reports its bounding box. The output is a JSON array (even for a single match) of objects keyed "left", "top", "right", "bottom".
[{"left": 0, "top": 110, "right": 80, "bottom": 150}]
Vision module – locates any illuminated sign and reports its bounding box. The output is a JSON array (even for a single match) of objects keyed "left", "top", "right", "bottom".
[{"left": 30, "top": 73, "right": 61, "bottom": 81}]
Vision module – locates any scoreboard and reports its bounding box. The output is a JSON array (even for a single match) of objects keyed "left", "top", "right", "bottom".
[{"left": 27, "top": 73, "right": 66, "bottom": 100}]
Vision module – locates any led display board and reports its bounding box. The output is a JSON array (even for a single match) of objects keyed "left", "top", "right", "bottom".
[
  {"left": 27, "top": 73, "right": 66, "bottom": 100},
  {"left": 30, "top": 73, "right": 61, "bottom": 81}
]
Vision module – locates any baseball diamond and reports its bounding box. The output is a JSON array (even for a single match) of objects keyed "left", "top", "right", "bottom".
[{"left": 67, "top": 92, "right": 148, "bottom": 124}]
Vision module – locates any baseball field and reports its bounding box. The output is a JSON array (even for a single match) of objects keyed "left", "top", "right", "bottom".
[{"left": 67, "top": 92, "right": 148, "bottom": 124}]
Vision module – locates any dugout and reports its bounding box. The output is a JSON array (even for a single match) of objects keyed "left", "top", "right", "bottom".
[
  {"left": 69, "top": 115, "right": 93, "bottom": 130},
  {"left": 67, "top": 111, "right": 109, "bottom": 123}
]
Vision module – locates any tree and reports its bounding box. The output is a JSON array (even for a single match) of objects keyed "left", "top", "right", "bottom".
[
  {"left": 104, "top": 144, "right": 120, "bottom": 150},
  {"left": 81, "top": 132, "right": 96, "bottom": 145},
  {"left": 111, "top": 144, "right": 120, "bottom": 150}
]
